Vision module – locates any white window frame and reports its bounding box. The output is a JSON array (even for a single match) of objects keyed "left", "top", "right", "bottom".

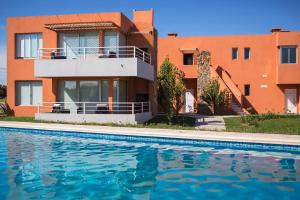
[
  {"left": 280, "top": 45, "right": 298, "bottom": 64},
  {"left": 16, "top": 33, "right": 43, "bottom": 59},
  {"left": 16, "top": 81, "right": 43, "bottom": 106},
  {"left": 183, "top": 53, "right": 194, "bottom": 65}
]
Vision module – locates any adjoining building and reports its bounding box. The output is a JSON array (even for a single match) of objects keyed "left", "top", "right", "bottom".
[
  {"left": 158, "top": 30, "right": 300, "bottom": 114},
  {"left": 6, "top": 10, "right": 300, "bottom": 124}
]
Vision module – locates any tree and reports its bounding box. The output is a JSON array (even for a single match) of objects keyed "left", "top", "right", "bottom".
[
  {"left": 158, "top": 58, "right": 185, "bottom": 123},
  {"left": 201, "top": 78, "right": 228, "bottom": 115},
  {"left": 0, "top": 85, "right": 6, "bottom": 99},
  {"left": 174, "top": 70, "right": 185, "bottom": 115}
]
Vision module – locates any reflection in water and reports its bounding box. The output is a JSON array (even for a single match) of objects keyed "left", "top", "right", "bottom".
[{"left": 0, "top": 131, "right": 299, "bottom": 200}]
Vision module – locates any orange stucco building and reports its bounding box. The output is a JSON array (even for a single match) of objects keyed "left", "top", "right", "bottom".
[
  {"left": 158, "top": 30, "right": 300, "bottom": 114},
  {"left": 6, "top": 9, "right": 300, "bottom": 123},
  {"left": 6, "top": 10, "right": 157, "bottom": 124}
]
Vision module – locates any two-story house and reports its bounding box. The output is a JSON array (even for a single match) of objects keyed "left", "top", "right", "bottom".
[{"left": 7, "top": 9, "right": 157, "bottom": 124}]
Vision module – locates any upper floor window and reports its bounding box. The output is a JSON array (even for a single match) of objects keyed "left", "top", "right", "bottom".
[
  {"left": 16, "top": 33, "right": 42, "bottom": 58},
  {"left": 232, "top": 48, "right": 238, "bottom": 60},
  {"left": 281, "top": 46, "right": 297, "bottom": 64},
  {"left": 244, "top": 47, "right": 250, "bottom": 60},
  {"left": 183, "top": 53, "right": 194, "bottom": 65},
  {"left": 244, "top": 84, "right": 250, "bottom": 96},
  {"left": 59, "top": 32, "right": 99, "bottom": 58}
]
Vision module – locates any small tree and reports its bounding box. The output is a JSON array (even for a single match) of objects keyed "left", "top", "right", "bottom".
[
  {"left": 0, "top": 85, "right": 6, "bottom": 99},
  {"left": 201, "top": 79, "right": 228, "bottom": 115},
  {"left": 175, "top": 70, "right": 185, "bottom": 115},
  {"left": 158, "top": 58, "right": 185, "bottom": 123}
]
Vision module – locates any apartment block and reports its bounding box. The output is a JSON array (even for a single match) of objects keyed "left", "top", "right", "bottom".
[
  {"left": 6, "top": 10, "right": 300, "bottom": 124},
  {"left": 158, "top": 30, "right": 300, "bottom": 114}
]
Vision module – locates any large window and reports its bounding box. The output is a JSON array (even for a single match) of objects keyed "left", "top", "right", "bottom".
[
  {"left": 58, "top": 80, "right": 109, "bottom": 103},
  {"left": 16, "top": 33, "right": 42, "bottom": 58},
  {"left": 281, "top": 46, "right": 297, "bottom": 64},
  {"left": 104, "top": 31, "right": 126, "bottom": 56},
  {"left": 16, "top": 81, "right": 42, "bottom": 106},
  {"left": 113, "top": 80, "right": 127, "bottom": 102},
  {"left": 232, "top": 48, "right": 238, "bottom": 60},
  {"left": 183, "top": 53, "right": 194, "bottom": 65},
  {"left": 59, "top": 32, "right": 99, "bottom": 58}
]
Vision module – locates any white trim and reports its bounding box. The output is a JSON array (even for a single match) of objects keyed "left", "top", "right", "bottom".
[{"left": 279, "top": 45, "right": 298, "bottom": 64}]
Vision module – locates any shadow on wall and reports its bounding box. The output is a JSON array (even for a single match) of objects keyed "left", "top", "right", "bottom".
[{"left": 216, "top": 66, "right": 257, "bottom": 114}]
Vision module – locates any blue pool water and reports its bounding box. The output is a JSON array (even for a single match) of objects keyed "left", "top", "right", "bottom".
[{"left": 0, "top": 128, "right": 299, "bottom": 200}]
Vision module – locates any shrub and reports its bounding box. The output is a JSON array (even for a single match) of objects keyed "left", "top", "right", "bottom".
[{"left": 201, "top": 78, "right": 228, "bottom": 115}]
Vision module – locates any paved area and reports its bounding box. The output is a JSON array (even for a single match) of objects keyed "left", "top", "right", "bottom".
[
  {"left": 0, "top": 121, "right": 300, "bottom": 146},
  {"left": 194, "top": 115, "right": 226, "bottom": 131}
]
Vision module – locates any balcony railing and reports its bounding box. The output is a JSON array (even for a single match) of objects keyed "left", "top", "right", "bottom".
[
  {"left": 38, "top": 46, "right": 151, "bottom": 64},
  {"left": 37, "top": 101, "right": 151, "bottom": 115}
]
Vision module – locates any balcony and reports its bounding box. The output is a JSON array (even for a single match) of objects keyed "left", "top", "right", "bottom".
[
  {"left": 34, "top": 46, "right": 154, "bottom": 81},
  {"left": 35, "top": 101, "right": 152, "bottom": 124}
]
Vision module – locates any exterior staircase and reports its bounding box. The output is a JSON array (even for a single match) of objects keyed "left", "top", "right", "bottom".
[
  {"left": 212, "top": 66, "right": 250, "bottom": 115},
  {"left": 231, "top": 101, "right": 246, "bottom": 115}
]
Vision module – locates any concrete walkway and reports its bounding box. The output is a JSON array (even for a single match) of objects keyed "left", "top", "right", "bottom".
[
  {"left": 194, "top": 115, "right": 226, "bottom": 131},
  {"left": 0, "top": 121, "right": 300, "bottom": 146}
]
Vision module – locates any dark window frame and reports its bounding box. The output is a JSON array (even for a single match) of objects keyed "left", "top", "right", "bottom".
[
  {"left": 232, "top": 48, "right": 238, "bottom": 60},
  {"left": 244, "top": 84, "right": 250, "bottom": 96},
  {"left": 183, "top": 53, "right": 194, "bottom": 65},
  {"left": 244, "top": 47, "right": 250, "bottom": 60}
]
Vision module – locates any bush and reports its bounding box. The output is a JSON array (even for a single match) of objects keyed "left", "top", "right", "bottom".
[
  {"left": 0, "top": 85, "right": 7, "bottom": 99},
  {"left": 0, "top": 103, "right": 10, "bottom": 116}
]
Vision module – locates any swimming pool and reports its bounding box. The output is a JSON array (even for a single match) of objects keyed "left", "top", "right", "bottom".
[{"left": 0, "top": 127, "right": 299, "bottom": 200}]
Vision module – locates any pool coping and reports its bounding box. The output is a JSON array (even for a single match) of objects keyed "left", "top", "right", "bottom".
[{"left": 0, "top": 121, "right": 300, "bottom": 146}]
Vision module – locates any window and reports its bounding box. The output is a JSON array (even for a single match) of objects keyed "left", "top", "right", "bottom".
[
  {"left": 244, "top": 47, "right": 250, "bottom": 60},
  {"left": 16, "top": 81, "right": 42, "bottom": 106},
  {"left": 232, "top": 48, "right": 238, "bottom": 60},
  {"left": 113, "top": 80, "right": 127, "bottom": 102},
  {"left": 281, "top": 46, "right": 297, "bottom": 64},
  {"left": 16, "top": 33, "right": 42, "bottom": 58},
  {"left": 244, "top": 84, "right": 250, "bottom": 96},
  {"left": 58, "top": 80, "right": 109, "bottom": 103},
  {"left": 59, "top": 32, "right": 99, "bottom": 58},
  {"left": 183, "top": 54, "right": 194, "bottom": 65}
]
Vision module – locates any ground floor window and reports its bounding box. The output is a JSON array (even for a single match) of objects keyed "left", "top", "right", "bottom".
[
  {"left": 58, "top": 80, "right": 126, "bottom": 103},
  {"left": 16, "top": 81, "right": 42, "bottom": 106},
  {"left": 113, "top": 80, "right": 127, "bottom": 102}
]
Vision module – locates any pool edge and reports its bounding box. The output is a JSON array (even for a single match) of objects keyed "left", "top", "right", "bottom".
[{"left": 0, "top": 121, "right": 299, "bottom": 147}]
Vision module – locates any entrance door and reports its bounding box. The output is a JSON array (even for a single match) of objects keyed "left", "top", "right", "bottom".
[
  {"left": 185, "top": 89, "right": 194, "bottom": 113},
  {"left": 285, "top": 89, "right": 297, "bottom": 114}
]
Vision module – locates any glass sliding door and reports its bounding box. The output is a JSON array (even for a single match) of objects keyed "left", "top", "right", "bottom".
[
  {"left": 58, "top": 81, "right": 78, "bottom": 111},
  {"left": 79, "top": 81, "right": 99, "bottom": 102},
  {"left": 100, "top": 80, "right": 108, "bottom": 102},
  {"left": 113, "top": 80, "right": 127, "bottom": 113},
  {"left": 59, "top": 32, "right": 99, "bottom": 58},
  {"left": 113, "top": 80, "right": 127, "bottom": 102}
]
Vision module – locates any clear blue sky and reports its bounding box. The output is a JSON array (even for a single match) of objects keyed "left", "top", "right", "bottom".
[{"left": 0, "top": 0, "right": 300, "bottom": 84}]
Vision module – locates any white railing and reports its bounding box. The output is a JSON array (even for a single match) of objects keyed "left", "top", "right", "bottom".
[
  {"left": 37, "top": 101, "right": 151, "bottom": 115},
  {"left": 38, "top": 46, "right": 151, "bottom": 64}
]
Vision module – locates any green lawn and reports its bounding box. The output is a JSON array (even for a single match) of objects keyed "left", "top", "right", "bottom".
[
  {"left": 0, "top": 115, "right": 196, "bottom": 130},
  {"left": 224, "top": 116, "right": 300, "bottom": 134}
]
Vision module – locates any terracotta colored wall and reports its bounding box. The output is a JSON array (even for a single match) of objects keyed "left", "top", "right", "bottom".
[
  {"left": 158, "top": 31, "right": 300, "bottom": 113},
  {"left": 7, "top": 10, "right": 156, "bottom": 116}
]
